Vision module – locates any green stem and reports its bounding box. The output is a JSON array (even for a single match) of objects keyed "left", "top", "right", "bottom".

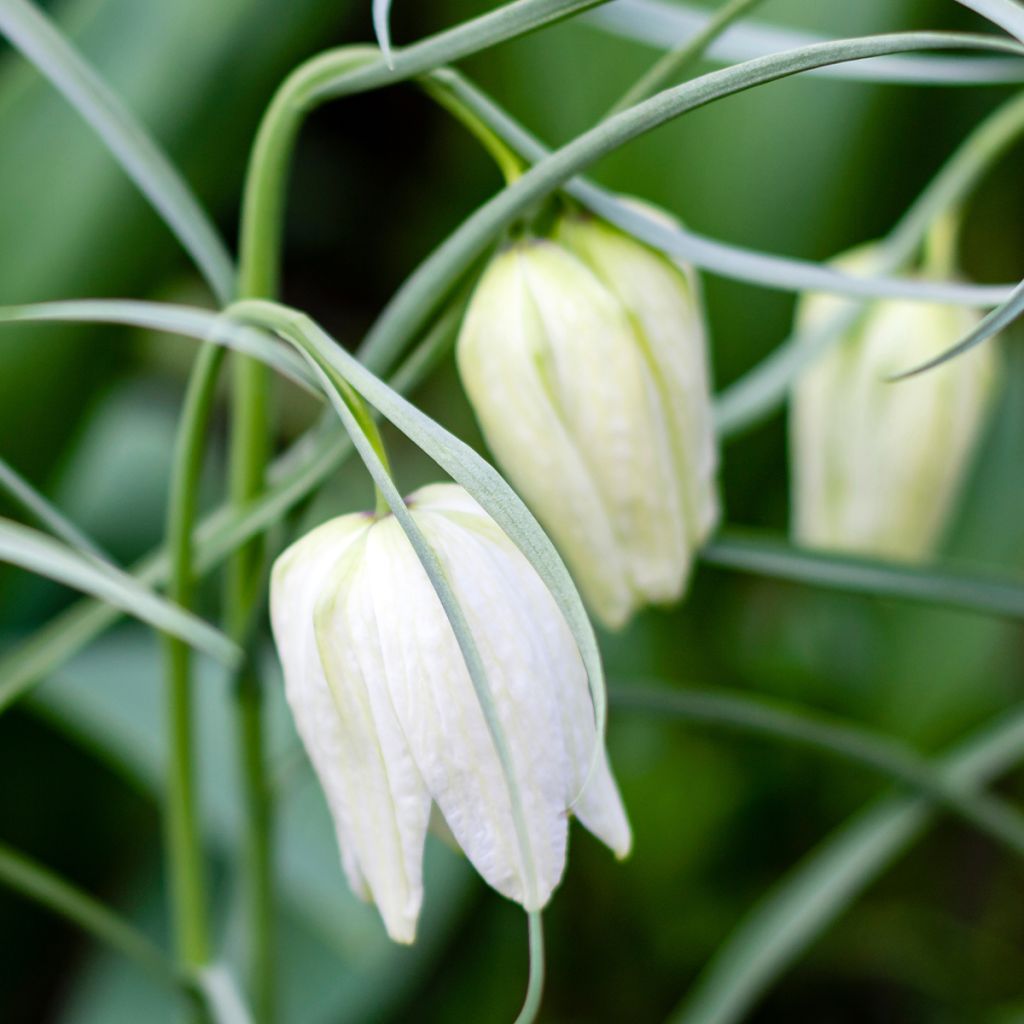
[
  {"left": 0, "top": 841, "right": 182, "bottom": 993},
  {"left": 608, "top": 0, "right": 768, "bottom": 115},
  {"left": 514, "top": 912, "right": 546, "bottom": 1024},
  {"left": 163, "top": 346, "right": 224, "bottom": 979},
  {"left": 420, "top": 72, "right": 526, "bottom": 182}
]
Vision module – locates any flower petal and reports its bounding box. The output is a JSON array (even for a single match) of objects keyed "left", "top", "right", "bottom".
[
  {"left": 270, "top": 517, "right": 375, "bottom": 901},
  {"left": 363, "top": 506, "right": 571, "bottom": 909},
  {"left": 456, "top": 245, "right": 635, "bottom": 628},
  {"left": 313, "top": 540, "right": 434, "bottom": 944}
]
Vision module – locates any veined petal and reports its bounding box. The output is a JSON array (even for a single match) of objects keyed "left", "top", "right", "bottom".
[
  {"left": 792, "top": 244, "right": 998, "bottom": 561},
  {"left": 412, "top": 485, "right": 631, "bottom": 859},
  {"left": 456, "top": 245, "right": 636, "bottom": 628},
  {"left": 270, "top": 516, "right": 376, "bottom": 902},
  {"left": 363, "top": 500, "right": 570, "bottom": 909},
  {"left": 313, "top": 541, "right": 433, "bottom": 944},
  {"left": 520, "top": 241, "right": 688, "bottom": 609},
  {"left": 556, "top": 212, "right": 719, "bottom": 551}
]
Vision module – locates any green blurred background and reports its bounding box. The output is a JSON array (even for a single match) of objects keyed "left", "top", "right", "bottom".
[{"left": 1, "top": 0, "right": 1022, "bottom": 1020}]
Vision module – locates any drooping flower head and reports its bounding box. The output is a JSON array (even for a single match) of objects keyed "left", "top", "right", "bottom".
[
  {"left": 790, "top": 243, "right": 998, "bottom": 561},
  {"left": 271, "top": 483, "right": 631, "bottom": 943},
  {"left": 456, "top": 207, "right": 719, "bottom": 629}
]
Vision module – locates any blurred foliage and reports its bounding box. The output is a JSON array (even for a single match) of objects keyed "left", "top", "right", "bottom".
[{"left": 0, "top": 0, "right": 1022, "bottom": 1022}]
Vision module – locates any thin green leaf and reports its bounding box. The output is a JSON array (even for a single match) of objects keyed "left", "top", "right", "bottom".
[
  {"left": 231, "top": 301, "right": 608, "bottom": 777},
  {"left": 0, "top": 840, "right": 180, "bottom": 992},
  {"left": 193, "top": 965, "right": 255, "bottom": 1024},
  {"left": 0, "top": 300, "right": 320, "bottom": 395},
  {"left": 0, "top": 0, "right": 234, "bottom": 303},
  {"left": 0, "top": 298, "right": 467, "bottom": 717},
  {"left": 360, "top": 31, "right": 1024, "bottom": 377},
  {"left": 612, "top": 683, "right": 1024, "bottom": 857},
  {"left": 889, "top": 276, "right": 1024, "bottom": 380},
  {"left": 588, "top": 0, "right": 1024, "bottom": 85},
  {"left": 0, "top": 518, "right": 239, "bottom": 669},
  {"left": 667, "top": 701, "right": 1024, "bottom": 1024},
  {"left": 0, "top": 455, "right": 108, "bottom": 562},
  {"left": 700, "top": 530, "right": 1024, "bottom": 620},
  {"left": 372, "top": 0, "right": 395, "bottom": 66},
  {"left": 425, "top": 68, "right": 1016, "bottom": 307},
  {"left": 956, "top": 0, "right": 1024, "bottom": 42}
]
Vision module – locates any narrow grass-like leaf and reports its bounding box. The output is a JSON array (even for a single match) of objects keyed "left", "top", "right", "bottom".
[
  {"left": 668, "top": 701, "right": 1024, "bottom": 1024},
  {"left": 425, "top": 69, "right": 1015, "bottom": 306},
  {"left": 700, "top": 530, "right": 1024, "bottom": 620},
  {"left": 359, "top": 31, "right": 1024, "bottom": 376},
  {"left": 0, "top": 300, "right": 319, "bottom": 395},
  {"left": 0, "top": 301, "right": 466, "bottom": 716},
  {"left": 427, "top": 69, "right": 1016, "bottom": 307},
  {"left": 230, "top": 301, "right": 608, "bottom": 773},
  {"left": 372, "top": 0, "right": 395, "bottom": 66},
  {"left": 0, "top": 456, "right": 108, "bottom": 561},
  {"left": 194, "top": 965, "right": 255, "bottom": 1024},
  {"left": 0, "top": 518, "right": 239, "bottom": 668},
  {"left": 956, "top": 0, "right": 1024, "bottom": 42},
  {"left": 0, "top": 0, "right": 234, "bottom": 303},
  {"left": 889, "top": 276, "right": 1024, "bottom": 379},
  {"left": 588, "top": 0, "right": 1024, "bottom": 85},
  {"left": 612, "top": 683, "right": 1024, "bottom": 856},
  {"left": 0, "top": 841, "right": 180, "bottom": 991}
]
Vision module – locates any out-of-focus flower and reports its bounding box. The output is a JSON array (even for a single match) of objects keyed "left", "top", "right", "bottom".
[
  {"left": 456, "top": 210, "right": 719, "bottom": 629},
  {"left": 791, "top": 243, "right": 998, "bottom": 561},
  {"left": 270, "top": 483, "right": 631, "bottom": 944}
]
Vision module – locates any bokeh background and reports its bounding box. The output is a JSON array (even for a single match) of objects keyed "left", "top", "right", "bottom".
[{"left": 1, "top": 0, "right": 1023, "bottom": 1020}]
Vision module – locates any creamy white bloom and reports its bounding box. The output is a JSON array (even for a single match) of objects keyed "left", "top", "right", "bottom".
[
  {"left": 791, "top": 244, "right": 998, "bottom": 561},
  {"left": 456, "top": 212, "right": 719, "bottom": 629},
  {"left": 270, "top": 483, "right": 631, "bottom": 944}
]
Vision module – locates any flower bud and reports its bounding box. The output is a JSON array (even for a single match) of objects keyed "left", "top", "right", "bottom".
[
  {"left": 790, "top": 244, "right": 998, "bottom": 561},
  {"left": 270, "top": 484, "right": 630, "bottom": 944},
  {"left": 456, "top": 210, "right": 719, "bottom": 629}
]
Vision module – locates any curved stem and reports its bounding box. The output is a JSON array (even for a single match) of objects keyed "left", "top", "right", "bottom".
[
  {"left": 514, "top": 912, "right": 546, "bottom": 1024},
  {"left": 420, "top": 73, "right": 525, "bottom": 182},
  {"left": 237, "top": 0, "right": 608, "bottom": 300},
  {"left": 0, "top": 841, "right": 182, "bottom": 993},
  {"left": 163, "top": 347, "right": 224, "bottom": 978},
  {"left": 608, "top": 0, "right": 768, "bottom": 114}
]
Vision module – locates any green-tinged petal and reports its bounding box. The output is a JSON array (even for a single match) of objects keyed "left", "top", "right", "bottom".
[
  {"left": 456, "top": 245, "right": 635, "bottom": 627},
  {"left": 271, "top": 514, "right": 432, "bottom": 944},
  {"left": 556, "top": 210, "right": 720, "bottom": 547},
  {"left": 366, "top": 501, "right": 569, "bottom": 908},
  {"left": 412, "top": 484, "right": 631, "bottom": 859},
  {"left": 791, "top": 246, "right": 999, "bottom": 561}
]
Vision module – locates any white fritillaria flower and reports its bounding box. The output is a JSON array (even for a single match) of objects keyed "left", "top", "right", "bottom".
[
  {"left": 457, "top": 211, "right": 719, "bottom": 629},
  {"left": 270, "top": 483, "right": 631, "bottom": 944},
  {"left": 791, "top": 244, "right": 998, "bottom": 561}
]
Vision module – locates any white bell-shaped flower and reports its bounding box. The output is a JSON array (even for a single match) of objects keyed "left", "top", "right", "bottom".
[
  {"left": 791, "top": 244, "right": 999, "bottom": 561},
  {"left": 270, "top": 483, "right": 631, "bottom": 944},
  {"left": 456, "top": 211, "right": 719, "bottom": 629}
]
